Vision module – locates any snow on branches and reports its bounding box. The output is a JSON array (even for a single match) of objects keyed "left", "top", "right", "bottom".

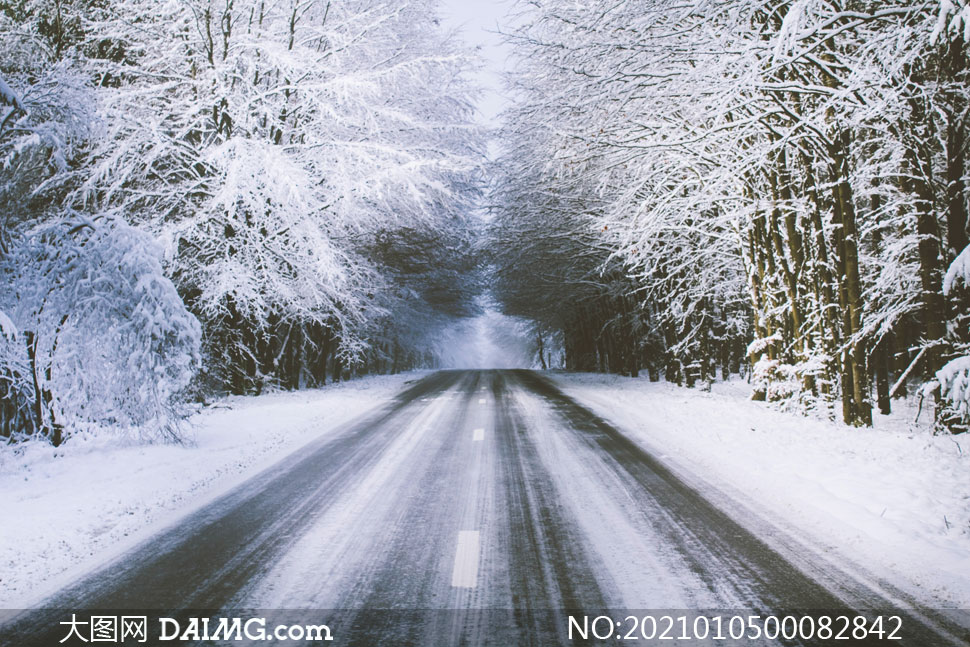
[
  {"left": 933, "top": 0, "right": 970, "bottom": 45},
  {"left": 937, "top": 356, "right": 970, "bottom": 430},
  {"left": 494, "top": 0, "right": 970, "bottom": 429},
  {"left": 73, "top": 0, "right": 484, "bottom": 391},
  {"left": 0, "top": 217, "right": 201, "bottom": 444},
  {"left": 0, "top": 76, "right": 24, "bottom": 112},
  {"left": 0, "top": 0, "right": 485, "bottom": 442},
  {"left": 944, "top": 244, "right": 970, "bottom": 296}
]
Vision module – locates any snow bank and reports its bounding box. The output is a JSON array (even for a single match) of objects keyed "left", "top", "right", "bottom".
[
  {"left": 552, "top": 372, "right": 970, "bottom": 607},
  {"left": 0, "top": 372, "right": 422, "bottom": 607}
]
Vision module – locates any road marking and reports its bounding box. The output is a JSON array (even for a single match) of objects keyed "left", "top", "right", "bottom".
[
  {"left": 473, "top": 428, "right": 484, "bottom": 441},
  {"left": 478, "top": 398, "right": 486, "bottom": 404},
  {"left": 451, "top": 531, "right": 480, "bottom": 588}
]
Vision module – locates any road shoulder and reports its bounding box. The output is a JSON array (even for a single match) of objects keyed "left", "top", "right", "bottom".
[
  {"left": 0, "top": 372, "right": 425, "bottom": 608},
  {"left": 549, "top": 371, "right": 970, "bottom": 611}
]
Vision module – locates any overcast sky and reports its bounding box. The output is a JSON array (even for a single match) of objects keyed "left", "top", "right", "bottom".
[{"left": 439, "top": 0, "right": 514, "bottom": 127}]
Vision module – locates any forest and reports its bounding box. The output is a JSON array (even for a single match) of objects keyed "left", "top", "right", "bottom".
[
  {"left": 491, "top": 0, "right": 970, "bottom": 431},
  {"left": 0, "top": 0, "right": 486, "bottom": 444},
  {"left": 3, "top": 0, "right": 970, "bottom": 447}
]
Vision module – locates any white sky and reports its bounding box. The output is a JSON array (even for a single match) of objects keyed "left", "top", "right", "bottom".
[{"left": 439, "top": 0, "right": 515, "bottom": 127}]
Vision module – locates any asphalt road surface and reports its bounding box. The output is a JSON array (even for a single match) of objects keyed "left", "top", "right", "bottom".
[{"left": 3, "top": 370, "right": 968, "bottom": 646}]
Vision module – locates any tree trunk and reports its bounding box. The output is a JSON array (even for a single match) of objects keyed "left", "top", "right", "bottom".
[
  {"left": 907, "top": 139, "right": 948, "bottom": 379},
  {"left": 945, "top": 36, "right": 970, "bottom": 263},
  {"left": 831, "top": 130, "right": 872, "bottom": 426},
  {"left": 874, "top": 334, "right": 892, "bottom": 415}
]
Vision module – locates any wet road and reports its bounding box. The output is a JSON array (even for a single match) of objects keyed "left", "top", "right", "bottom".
[{"left": 3, "top": 370, "right": 967, "bottom": 646}]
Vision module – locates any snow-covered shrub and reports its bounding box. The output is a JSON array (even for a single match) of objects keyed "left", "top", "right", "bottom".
[
  {"left": 749, "top": 337, "right": 801, "bottom": 408},
  {"left": 940, "top": 245, "right": 970, "bottom": 432},
  {"left": 0, "top": 216, "right": 201, "bottom": 444},
  {"left": 936, "top": 356, "right": 970, "bottom": 433},
  {"left": 749, "top": 355, "right": 835, "bottom": 418},
  {"left": 751, "top": 358, "right": 800, "bottom": 403},
  {"left": 939, "top": 245, "right": 970, "bottom": 432},
  {"left": 945, "top": 244, "right": 970, "bottom": 297}
]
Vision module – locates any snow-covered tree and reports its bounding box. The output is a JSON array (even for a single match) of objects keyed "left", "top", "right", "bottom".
[
  {"left": 75, "top": 0, "right": 485, "bottom": 392},
  {"left": 1, "top": 0, "right": 486, "bottom": 444},
  {"left": 1, "top": 216, "right": 201, "bottom": 444},
  {"left": 493, "top": 0, "right": 970, "bottom": 430}
]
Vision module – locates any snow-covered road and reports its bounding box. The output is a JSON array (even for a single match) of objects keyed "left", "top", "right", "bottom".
[{"left": 3, "top": 371, "right": 967, "bottom": 646}]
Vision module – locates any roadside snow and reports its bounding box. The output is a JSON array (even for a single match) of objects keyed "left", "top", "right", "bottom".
[
  {"left": 0, "top": 372, "right": 423, "bottom": 608},
  {"left": 551, "top": 372, "right": 970, "bottom": 608}
]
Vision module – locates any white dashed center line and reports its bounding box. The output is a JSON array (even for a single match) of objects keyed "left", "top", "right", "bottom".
[
  {"left": 478, "top": 398, "right": 486, "bottom": 404},
  {"left": 473, "top": 428, "right": 484, "bottom": 441},
  {"left": 451, "top": 531, "right": 480, "bottom": 588}
]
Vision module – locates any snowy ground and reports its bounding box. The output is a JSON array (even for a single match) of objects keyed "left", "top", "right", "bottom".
[
  {"left": 552, "top": 372, "right": 970, "bottom": 608},
  {"left": 4, "top": 368, "right": 968, "bottom": 620},
  {"left": 0, "top": 372, "right": 424, "bottom": 608}
]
